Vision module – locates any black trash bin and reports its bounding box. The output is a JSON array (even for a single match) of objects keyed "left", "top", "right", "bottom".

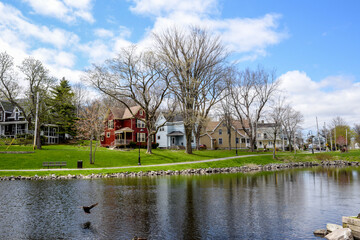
[{"left": 77, "top": 160, "right": 83, "bottom": 168}]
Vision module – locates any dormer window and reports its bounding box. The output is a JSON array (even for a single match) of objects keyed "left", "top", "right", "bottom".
[
  {"left": 219, "top": 129, "right": 222, "bottom": 135},
  {"left": 139, "top": 110, "right": 143, "bottom": 115}
]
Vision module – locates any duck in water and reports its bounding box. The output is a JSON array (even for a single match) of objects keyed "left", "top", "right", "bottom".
[{"left": 82, "top": 203, "right": 98, "bottom": 214}]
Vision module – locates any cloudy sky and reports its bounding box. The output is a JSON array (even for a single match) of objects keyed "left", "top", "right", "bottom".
[{"left": 1, "top": 0, "right": 359, "bottom": 131}]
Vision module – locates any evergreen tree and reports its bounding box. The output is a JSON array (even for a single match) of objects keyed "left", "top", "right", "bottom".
[{"left": 50, "top": 78, "right": 77, "bottom": 138}]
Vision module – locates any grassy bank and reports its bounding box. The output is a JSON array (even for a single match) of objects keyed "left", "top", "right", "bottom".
[
  {"left": 0, "top": 144, "right": 268, "bottom": 170},
  {"left": 0, "top": 144, "right": 359, "bottom": 177}
]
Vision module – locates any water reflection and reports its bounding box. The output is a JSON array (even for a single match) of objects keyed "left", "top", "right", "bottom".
[{"left": 0, "top": 167, "right": 360, "bottom": 239}]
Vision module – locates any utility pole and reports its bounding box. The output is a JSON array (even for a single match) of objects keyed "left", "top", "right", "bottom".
[
  {"left": 294, "top": 131, "right": 296, "bottom": 154},
  {"left": 330, "top": 129, "right": 333, "bottom": 151},
  {"left": 324, "top": 122, "right": 328, "bottom": 151},
  {"left": 346, "top": 129, "right": 348, "bottom": 147},
  {"left": 316, "top": 117, "right": 321, "bottom": 152},
  {"left": 33, "top": 92, "right": 39, "bottom": 150},
  {"left": 334, "top": 127, "right": 337, "bottom": 151}
]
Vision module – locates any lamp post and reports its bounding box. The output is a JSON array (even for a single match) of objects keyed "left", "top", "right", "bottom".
[
  {"left": 138, "top": 129, "right": 144, "bottom": 166},
  {"left": 235, "top": 129, "right": 238, "bottom": 156}
]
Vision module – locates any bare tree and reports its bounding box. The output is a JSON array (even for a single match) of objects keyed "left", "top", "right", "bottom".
[
  {"left": 229, "top": 66, "right": 279, "bottom": 152},
  {"left": 153, "top": 26, "right": 229, "bottom": 154},
  {"left": 282, "top": 106, "right": 304, "bottom": 151},
  {"left": 75, "top": 99, "right": 105, "bottom": 164},
  {"left": 354, "top": 124, "right": 360, "bottom": 145},
  {"left": 85, "top": 45, "right": 170, "bottom": 154},
  {"left": 72, "top": 82, "right": 88, "bottom": 117},
  {"left": 0, "top": 52, "right": 55, "bottom": 149},
  {"left": 267, "top": 97, "right": 287, "bottom": 158}
]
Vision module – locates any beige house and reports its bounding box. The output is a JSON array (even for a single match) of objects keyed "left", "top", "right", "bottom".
[
  {"left": 200, "top": 119, "right": 287, "bottom": 150},
  {"left": 200, "top": 120, "right": 249, "bottom": 150}
]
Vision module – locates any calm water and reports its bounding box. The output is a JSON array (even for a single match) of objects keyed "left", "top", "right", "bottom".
[{"left": 1, "top": 167, "right": 360, "bottom": 239}]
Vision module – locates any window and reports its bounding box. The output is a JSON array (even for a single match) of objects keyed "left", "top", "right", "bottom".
[
  {"left": 137, "top": 120, "right": 145, "bottom": 128},
  {"left": 139, "top": 110, "right": 143, "bottom": 115},
  {"left": 15, "top": 113, "right": 19, "bottom": 121},
  {"left": 259, "top": 141, "right": 262, "bottom": 146},
  {"left": 219, "top": 138, "right": 223, "bottom": 145},
  {"left": 157, "top": 135, "right": 160, "bottom": 140},
  {"left": 236, "top": 138, "right": 239, "bottom": 144},
  {"left": 101, "top": 136, "right": 104, "bottom": 141},
  {"left": 106, "top": 132, "right": 110, "bottom": 138},
  {"left": 264, "top": 133, "right": 267, "bottom": 139},
  {"left": 137, "top": 132, "right": 146, "bottom": 142},
  {"left": 241, "top": 138, "right": 246, "bottom": 143},
  {"left": 219, "top": 129, "right": 222, "bottom": 135},
  {"left": 247, "top": 139, "right": 250, "bottom": 143},
  {"left": 257, "top": 133, "right": 261, "bottom": 138},
  {"left": 108, "top": 120, "right": 114, "bottom": 129}
]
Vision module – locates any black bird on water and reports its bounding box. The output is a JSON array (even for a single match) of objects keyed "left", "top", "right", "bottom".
[{"left": 82, "top": 203, "right": 98, "bottom": 214}]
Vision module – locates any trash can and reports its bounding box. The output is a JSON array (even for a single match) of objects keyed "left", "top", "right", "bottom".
[{"left": 77, "top": 160, "right": 83, "bottom": 168}]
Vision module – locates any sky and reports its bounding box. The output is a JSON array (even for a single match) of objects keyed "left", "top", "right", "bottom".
[{"left": 0, "top": 0, "right": 359, "bottom": 132}]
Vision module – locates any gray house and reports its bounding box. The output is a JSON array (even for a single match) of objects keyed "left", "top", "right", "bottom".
[
  {"left": 0, "top": 100, "right": 59, "bottom": 144},
  {"left": 155, "top": 112, "right": 195, "bottom": 149}
]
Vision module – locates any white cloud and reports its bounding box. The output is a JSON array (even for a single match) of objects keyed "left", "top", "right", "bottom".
[
  {"left": 129, "top": 0, "right": 287, "bottom": 60},
  {"left": 278, "top": 70, "right": 360, "bottom": 129},
  {"left": 94, "top": 28, "right": 114, "bottom": 38},
  {"left": 23, "top": 0, "right": 94, "bottom": 23},
  {"left": 130, "top": 0, "right": 218, "bottom": 17},
  {"left": 0, "top": 2, "right": 80, "bottom": 49}
]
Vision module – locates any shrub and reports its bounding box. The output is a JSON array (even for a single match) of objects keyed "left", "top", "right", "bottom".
[
  {"left": 129, "top": 141, "right": 137, "bottom": 148},
  {"left": 152, "top": 143, "right": 159, "bottom": 149}
]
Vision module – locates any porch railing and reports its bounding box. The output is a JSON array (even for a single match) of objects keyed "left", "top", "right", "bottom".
[{"left": 115, "top": 139, "right": 132, "bottom": 146}]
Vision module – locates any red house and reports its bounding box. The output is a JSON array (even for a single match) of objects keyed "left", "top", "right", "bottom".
[{"left": 100, "top": 106, "right": 153, "bottom": 147}]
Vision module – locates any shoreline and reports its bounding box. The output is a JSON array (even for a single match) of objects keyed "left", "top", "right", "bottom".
[{"left": 1, "top": 160, "right": 359, "bottom": 181}]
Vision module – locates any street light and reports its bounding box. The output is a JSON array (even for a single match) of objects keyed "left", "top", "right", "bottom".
[
  {"left": 138, "top": 129, "right": 144, "bottom": 166},
  {"left": 235, "top": 129, "right": 238, "bottom": 156}
]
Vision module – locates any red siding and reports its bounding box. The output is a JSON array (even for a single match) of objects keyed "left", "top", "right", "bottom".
[{"left": 100, "top": 108, "right": 155, "bottom": 147}]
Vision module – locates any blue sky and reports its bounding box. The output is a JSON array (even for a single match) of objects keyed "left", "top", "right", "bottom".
[{"left": 1, "top": 0, "right": 359, "bottom": 129}]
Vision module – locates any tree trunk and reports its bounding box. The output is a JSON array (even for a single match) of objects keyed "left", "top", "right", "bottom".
[
  {"left": 273, "top": 132, "right": 277, "bottom": 159},
  {"left": 195, "top": 131, "right": 201, "bottom": 150},
  {"left": 228, "top": 128, "right": 232, "bottom": 150},
  {"left": 146, "top": 133, "right": 152, "bottom": 154},
  {"left": 250, "top": 137, "right": 255, "bottom": 152},
  {"left": 93, "top": 141, "right": 97, "bottom": 164},
  {"left": 89, "top": 137, "right": 93, "bottom": 164},
  {"left": 184, "top": 124, "right": 193, "bottom": 154}
]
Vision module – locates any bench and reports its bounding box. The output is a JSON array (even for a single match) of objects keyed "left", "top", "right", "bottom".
[{"left": 42, "top": 161, "right": 67, "bottom": 169}]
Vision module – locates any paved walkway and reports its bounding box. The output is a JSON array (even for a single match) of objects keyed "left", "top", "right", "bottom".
[{"left": 0, "top": 154, "right": 271, "bottom": 172}]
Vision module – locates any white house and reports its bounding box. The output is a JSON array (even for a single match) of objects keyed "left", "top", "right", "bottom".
[{"left": 155, "top": 112, "right": 196, "bottom": 149}]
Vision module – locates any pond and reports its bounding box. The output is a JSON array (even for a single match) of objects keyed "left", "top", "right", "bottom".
[{"left": 0, "top": 167, "right": 359, "bottom": 239}]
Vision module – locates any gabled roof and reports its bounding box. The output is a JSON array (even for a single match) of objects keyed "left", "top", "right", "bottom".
[
  {"left": 160, "top": 112, "right": 184, "bottom": 122},
  {"left": 0, "top": 101, "right": 14, "bottom": 112},
  {"left": 106, "top": 105, "right": 143, "bottom": 120},
  {"left": 123, "top": 106, "right": 142, "bottom": 119}
]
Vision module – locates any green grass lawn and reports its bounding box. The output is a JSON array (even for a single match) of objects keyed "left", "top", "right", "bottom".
[
  {"left": 0, "top": 144, "right": 270, "bottom": 170},
  {"left": 0, "top": 144, "right": 359, "bottom": 177}
]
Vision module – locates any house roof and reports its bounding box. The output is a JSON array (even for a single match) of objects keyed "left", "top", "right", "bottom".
[
  {"left": 122, "top": 106, "right": 142, "bottom": 119},
  {"left": 0, "top": 101, "right": 15, "bottom": 112},
  {"left": 167, "top": 131, "right": 184, "bottom": 136},
  {"left": 107, "top": 106, "right": 143, "bottom": 120},
  {"left": 161, "top": 112, "right": 184, "bottom": 122},
  {"left": 204, "top": 121, "right": 221, "bottom": 132},
  {"left": 115, "top": 127, "right": 134, "bottom": 133}
]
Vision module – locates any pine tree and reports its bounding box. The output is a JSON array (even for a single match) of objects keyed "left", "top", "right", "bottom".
[{"left": 49, "top": 78, "right": 77, "bottom": 139}]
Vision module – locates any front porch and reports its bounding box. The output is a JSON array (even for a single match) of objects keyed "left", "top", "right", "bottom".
[
  {"left": 0, "top": 122, "right": 28, "bottom": 138},
  {"left": 114, "top": 128, "right": 134, "bottom": 146},
  {"left": 167, "top": 131, "right": 185, "bottom": 148}
]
